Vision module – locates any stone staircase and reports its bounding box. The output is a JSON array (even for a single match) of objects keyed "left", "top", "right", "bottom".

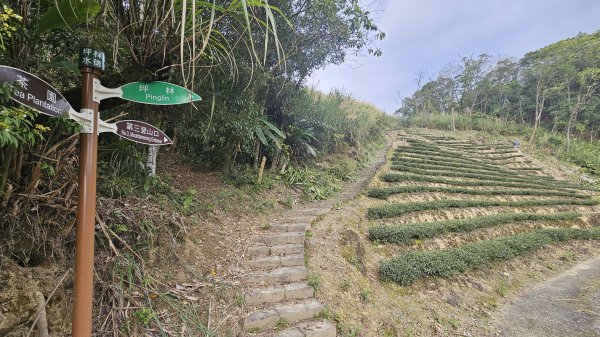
[{"left": 243, "top": 208, "right": 336, "bottom": 336}]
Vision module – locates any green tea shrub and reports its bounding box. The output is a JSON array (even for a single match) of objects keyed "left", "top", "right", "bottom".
[
  {"left": 379, "top": 173, "right": 586, "bottom": 191},
  {"left": 368, "top": 212, "right": 580, "bottom": 244},
  {"left": 380, "top": 227, "right": 600, "bottom": 285},
  {"left": 366, "top": 199, "right": 598, "bottom": 219},
  {"left": 366, "top": 186, "right": 588, "bottom": 199}
]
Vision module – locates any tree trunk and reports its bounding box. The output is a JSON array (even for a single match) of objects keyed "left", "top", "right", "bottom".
[
  {"left": 0, "top": 148, "right": 13, "bottom": 199},
  {"left": 529, "top": 76, "right": 546, "bottom": 143}
]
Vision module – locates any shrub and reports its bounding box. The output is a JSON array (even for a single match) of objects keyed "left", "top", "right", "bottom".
[
  {"left": 366, "top": 186, "right": 588, "bottom": 199},
  {"left": 392, "top": 156, "right": 512, "bottom": 174},
  {"left": 389, "top": 160, "right": 554, "bottom": 182},
  {"left": 366, "top": 199, "right": 598, "bottom": 219},
  {"left": 485, "top": 154, "right": 525, "bottom": 161},
  {"left": 380, "top": 227, "right": 600, "bottom": 285},
  {"left": 367, "top": 212, "right": 581, "bottom": 244},
  {"left": 388, "top": 164, "right": 575, "bottom": 187},
  {"left": 380, "top": 172, "right": 586, "bottom": 192}
]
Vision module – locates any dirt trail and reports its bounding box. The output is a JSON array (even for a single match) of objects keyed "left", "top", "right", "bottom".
[{"left": 496, "top": 254, "right": 600, "bottom": 337}]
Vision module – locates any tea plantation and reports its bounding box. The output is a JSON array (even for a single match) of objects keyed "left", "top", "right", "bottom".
[{"left": 366, "top": 133, "right": 600, "bottom": 285}]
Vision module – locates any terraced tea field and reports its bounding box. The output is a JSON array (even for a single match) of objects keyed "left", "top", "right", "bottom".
[
  {"left": 305, "top": 129, "right": 600, "bottom": 336},
  {"left": 367, "top": 133, "right": 600, "bottom": 286}
]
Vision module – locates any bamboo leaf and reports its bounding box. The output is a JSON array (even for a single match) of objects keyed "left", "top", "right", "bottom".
[{"left": 37, "top": 0, "right": 100, "bottom": 34}]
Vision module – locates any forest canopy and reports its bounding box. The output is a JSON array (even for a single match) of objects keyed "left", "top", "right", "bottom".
[{"left": 396, "top": 31, "right": 600, "bottom": 148}]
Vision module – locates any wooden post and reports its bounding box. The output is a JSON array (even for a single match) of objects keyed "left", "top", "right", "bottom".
[
  {"left": 257, "top": 156, "right": 267, "bottom": 183},
  {"left": 72, "top": 63, "right": 102, "bottom": 337}
]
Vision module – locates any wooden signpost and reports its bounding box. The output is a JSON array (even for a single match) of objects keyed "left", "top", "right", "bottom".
[{"left": 0, "top": 47, "right": 198, "bottom": 337}]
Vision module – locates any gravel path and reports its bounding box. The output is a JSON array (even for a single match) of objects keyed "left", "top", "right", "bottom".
[{"left": 497, "top": 254, "right": 600, "bottom": 337}]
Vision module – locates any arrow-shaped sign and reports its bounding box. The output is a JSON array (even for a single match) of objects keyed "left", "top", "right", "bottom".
[
  {"left": 94, "top": 80, "right": 201, "bottom": 105},
  {"left": 0, "top": 65, "right": 72, "bottom": 117},
  {"left": 0, "top": 65, "right": 116, "bottom": 134},
  {"left": 112, "top": 120, "right": 172, "bottom": 145},
  {"left": 0, "top": 66, "right": 172, "bottom": 145}
]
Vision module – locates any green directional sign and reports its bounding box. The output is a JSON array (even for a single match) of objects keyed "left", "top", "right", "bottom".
[{"left": 120, "top": 81, "right": 201, "bottom": 105}]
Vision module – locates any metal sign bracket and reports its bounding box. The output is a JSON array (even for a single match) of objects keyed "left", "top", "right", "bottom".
[
  {"left": 92, "top": 78, "right": 121, "bottom": 103},
  {"left": 70, "top": 109, "right": 94, "bottom": 134},
  {"left": 69, "top": 109, "right": 117, "bottom": 134},
  {"left": 98, "top": 120, "right": 117, "bottom": 134}
]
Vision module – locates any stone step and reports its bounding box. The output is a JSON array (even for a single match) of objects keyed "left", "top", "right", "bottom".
[
  {"left": 244, "top": 282, "right": 314, "bottom": 306},
  {"left": 244, "top": 267, "right": 308, "bottom": 286},
  {"left": 289, "top": 208, "right": 329, "bottom": 217},
  {"left": 245, "top": 254, "right": 305, "bottom": 271},
  {"left": 246, "top": 244, "right": 304, "bottom": 258},
  {"left": 244, "top": 299, "right": 324, "bottom": 331},
  {"left": 270, "top": 223, "right": 308, "bottom": 233},
  {"left": 253, "top": 232, "right": 305, "bottom": 245},
  {"left": 274, "top": 319, "right": 337, "bottom": 337},
  {"left": 276, "top": 215, "right": 315, "bottom": 224}
]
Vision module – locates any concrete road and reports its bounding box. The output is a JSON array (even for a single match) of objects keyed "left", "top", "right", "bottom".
[{"left": 497, "top": 254, "right": 600, "bottom": 337}]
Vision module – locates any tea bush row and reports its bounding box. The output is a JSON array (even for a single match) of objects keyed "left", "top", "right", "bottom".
[
  {"left": 479, "top": 149, "right": 519, "bottom": 155},
  {"left": 485, "top": 154, "right": 525, "bottom": 161},
  {"left": 389, "top": 164, "right": 572, "bottom": 187},
  {"left": 379, "top": 227, "right": 600, "bottom": 285},
  {"left": 368, "top": 212, "right": 580, "bottom": 244},
  {"left": 394, "top": 152, "right": 502, "bottom": 171},
  {"left": 390, "top": 161, "right": 552, "bottom": 182},
  {"left": 394, "top": 155, "right": 543, "bottom": 178},
  {"left": 395, "top": 148, "right": 469, "bottom": 160},
  {"left": 366, "top": 198, "right": 598, "bottom": 219},
  {"left": 380, "top": 173, "right": 584, "bottom": 192},
  {"left": 366, "top": 185, "right": 589, "bottom": 199}
]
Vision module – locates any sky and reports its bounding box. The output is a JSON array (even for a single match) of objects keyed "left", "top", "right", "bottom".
[{"left": 308, "top": 0, "right": 600, "bottom": 113}]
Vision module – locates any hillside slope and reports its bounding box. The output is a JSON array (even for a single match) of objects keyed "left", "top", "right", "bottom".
[{"left": 306, "top": 128, "right": 600, "bottom": 336}]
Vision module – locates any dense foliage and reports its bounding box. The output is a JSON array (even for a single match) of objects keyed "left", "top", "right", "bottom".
[
  {"left": 396, "top": 31, "right": 600, "bottom": 173},
  {"left": 0, "top": 0, "right": 391, "bottom": 200}
]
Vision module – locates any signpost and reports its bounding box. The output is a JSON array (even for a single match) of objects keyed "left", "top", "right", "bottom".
[
  {"left": 0, "top": 48, "right": 200, "bottom": 337},
  {"left": 94, "top": 80, "right": 201, "bottom": 105}
]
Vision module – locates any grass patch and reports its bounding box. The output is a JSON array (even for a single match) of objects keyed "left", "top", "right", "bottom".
[
  {"left": 366, "top": 186, "right": 589, "bottom": 199},
  {"left": 308, "top": 273, "right": 322, "bottom": 292},
  {"left": 380, "top": 227, "right": 600, "bottom": 285},
  {"left": 368, "top": 212, "right": 580, "bottom": 244},
  {"left": 366, "top": 199, "right": 598, "bottom": 219}
]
